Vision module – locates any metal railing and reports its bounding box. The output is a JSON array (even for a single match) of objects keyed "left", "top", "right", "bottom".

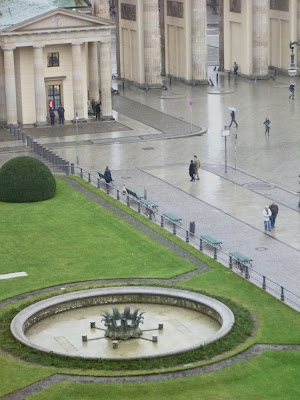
[{"left": 9, "top": 125, "right": 300, "bottom": 312}]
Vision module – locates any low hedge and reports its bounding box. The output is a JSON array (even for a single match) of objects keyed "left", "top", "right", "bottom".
[
  {"left": 0, "top": 285, "right": 253, "bottom": 371},
  {"left": 0, "top": 156, "right": 56, "bottom": 203}
]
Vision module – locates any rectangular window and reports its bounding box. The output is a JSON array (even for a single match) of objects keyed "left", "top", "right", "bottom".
[
  {"left": 47, "top": 52, "right": 59, "bottom": 67},
  {"left": 48, "top": 85, "right": 61, "bottom": 110}
]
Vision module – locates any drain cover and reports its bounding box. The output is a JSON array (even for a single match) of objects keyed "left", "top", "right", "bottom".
[
  {"left": 243, "top": 182, "right": 275, "bottom": 190},
  {"left": 255, "top": 247, "right": 268, "bottom": 251},
  {"left": 142, "top": 147, "right": 155, "bottom": 151},
  {"left": 121, "top": 176, "right": 131, "bottom": 180}
]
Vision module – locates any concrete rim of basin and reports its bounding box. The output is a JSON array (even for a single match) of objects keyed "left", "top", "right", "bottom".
[{"left": 10, "top": 286, "right": 235, "bottom": 360}]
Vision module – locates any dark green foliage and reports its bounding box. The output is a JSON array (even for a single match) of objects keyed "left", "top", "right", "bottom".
[{"left": 0, "top": 156, "right": 56, "bottom": 203}]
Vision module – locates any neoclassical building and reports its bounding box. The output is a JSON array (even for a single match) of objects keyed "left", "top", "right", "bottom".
[
  {"left": 0, "top": 0, "right": 114, "bottom": 125},
  {"left": 117, "top": 0, "right": 208, "bottom": 86},
  {"left": 221, "top": 0, "right": 300, "bottom": 78}
]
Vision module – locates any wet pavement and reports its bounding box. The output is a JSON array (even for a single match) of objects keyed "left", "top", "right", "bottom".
[{"left": 0, "top": 11, "right": 299, "bottom": 308}]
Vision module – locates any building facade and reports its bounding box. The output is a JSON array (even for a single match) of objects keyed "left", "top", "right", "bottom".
[
  {"left": 222, "top": 0, "right": 299, "bottom": 77},
  {"left": 0, "top": 2, "right": 114, "bottom": 125}
]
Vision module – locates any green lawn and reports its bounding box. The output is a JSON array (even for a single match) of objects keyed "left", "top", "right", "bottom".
[
  {"left": 28, "top": 352, "right": 300, "bottom": 400},
  {"left": 0, "top": 180, "right": 195, "bottom": 300},
  {"left": 0, "top": 178, "right": 300, "bottom": 399}
]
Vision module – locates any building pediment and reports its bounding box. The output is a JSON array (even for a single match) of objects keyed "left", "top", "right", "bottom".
[{"left": 1, "top": 8, "right": 114, "bottom": 34}]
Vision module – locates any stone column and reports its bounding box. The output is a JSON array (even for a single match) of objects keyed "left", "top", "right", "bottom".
[
  {"left": 253, "top": 0, "right": 268, "bottom": 77},
  {"left": 0, "top": 48, "right": 6, "bottom": 122},
  {"left": 192, "top": 0, "right": 207, "bottom": 82},
  {"left": 143, "top": 0, "right": 161, "bottom": 87},
  {"left": 72, "top": 43, "right": 85, "bottom": 120},
  {"left": 219, "top": 0, "right": 224, "bottom": 71},
  {"left": 100, "top": 41, "right": 113, "bottom": 119},
  {"left": 33, "top": 46, "right": 47, "bottom": 125},
  {"left": 3, "top": 48, "right": 17, "bottom": 125},
  {"left": 160, "top": 0, "right": 166, "bottom": 76},
  {"left": 88, "top": 42, "right": 100, "bottom": 102},
  {"left": 94, "top": 0, "right": 110, "bottom": 19}
]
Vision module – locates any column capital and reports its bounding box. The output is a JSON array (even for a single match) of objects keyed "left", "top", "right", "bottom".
[
  {"left": 71, "top": 41, "right": 84, "bottom": 46},
  {"left": 2, "top": 46, "right": 16, "bottom": 52},
  {"left": 33, "top": 44, "right": 45, "bottom": 49}
]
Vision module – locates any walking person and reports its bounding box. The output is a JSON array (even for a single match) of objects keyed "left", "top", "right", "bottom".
[
  {"left": 49, "top": 107, "right": 55, "bottom": 126},
  {"left": 189, "top": 160, "right": 195, "bottom": 182},
  {"left": 57, "top": 105, "right": 65, "bottom": 124},
  {"left": 233, "top": 62, "right": 239, "bottom": 76},
  {"left": 269, "top": 202, "right": 279, "bottom": 229},
  {"left": 263, "top": 206, "right": 272, "bottom": 232},
  {"left": 263, "top": 117, "right": 271, "bottom": 135},
  {"left": 104, "top": 165, "right": 113, "bottom": 184},
  {"left": 289, "top": 82, "right": 295, "bottom": 99},
  {"left": 229, "top": 109, "right": 238, "bottom": 128},
  {"left": 193, "top": 155, "right": 200, "bottom": 180},
  {"left": 95, "top": 101, "right": 101, "bottom": 120}
]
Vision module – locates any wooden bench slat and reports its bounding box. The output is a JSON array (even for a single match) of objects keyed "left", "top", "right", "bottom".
[
  {"left": 163, "top": 212, "right": 182, "bottom": 222},
  {"left": 200, "top": 234, "right": 222, "bottom": 246},
  {"left": 229, "top": 251, "right": 252, "bottom": 263},
  {"left": 126, "top": 188, "right": 143, "bottom": 200},
  {"left": 141, "top": 199, "right": 158, "bottom": 208}
]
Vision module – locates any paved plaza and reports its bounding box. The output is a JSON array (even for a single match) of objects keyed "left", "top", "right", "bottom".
[
  {"left": 0, "top": 13, "right": 299, "bottom": 309},
  {"left": 1, "top": 66, "right": 299, "bottom": 310}
]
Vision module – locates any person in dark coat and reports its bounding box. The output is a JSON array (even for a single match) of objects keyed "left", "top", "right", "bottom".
[
  {"left": 289, "top": 82, "right": 295, "bottom": 100},
  {"left": 49, "top": 107, "right": 55, "bottom": 125},
  {"left": 57, "top": 105, "right": 65, "bottom": 124},
  {"left": 229, "top": 110, "right": 238, "bottom": 128},
  {"left": 95, "top": 101, "right": 101, "bottom": 120},
  {"left": 233, "top": 62, "right": 239, "bottom": 76},
  {"left": 189, "top": 160, "right": 195, "bottom": 182},
  {"left": 264, "top": 117, "right": 271, "bottom": 135},
  {"left": 269, "top": 202, "right": 279, "bottom": 229},
  {"left": 104, "top": 166, "right": 113, "bottom": 184}
]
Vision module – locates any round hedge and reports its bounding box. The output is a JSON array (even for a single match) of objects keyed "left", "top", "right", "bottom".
[{"left": 0, "top": 156, "right": 56, "bottom": 203}]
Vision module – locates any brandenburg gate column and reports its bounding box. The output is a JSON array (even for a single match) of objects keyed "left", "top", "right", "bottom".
[
  {"left": 88, "top": 42, "right": 100, "bottom": 102},
  {"left": 100, "top": 41, "right": 113, "bottom": 119},
  {"left": 0, "top": 48, "right": 6, "bottom": 122},
  {"left": 253, "top": 0, "right": 268, "bottom": 77},
  {"left": 3, "top": 47, "right": 18, "bottom": 125},
  {"left": 192, "top": 0, "right": 207, "bottom": 82},
  {"left": 33, "top": 45, "right": 47, "bottom": 125},
  {"left": 143, "top": 0, "right": 161, "bottom": 87},
  {"left": 72, "top": 43, "right": 85, "bottom": 120}
]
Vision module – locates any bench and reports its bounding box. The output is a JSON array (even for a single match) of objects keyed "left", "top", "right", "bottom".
[
  {"left": 126, "top": 188, "right": 143, "bottom": 200},
  {"left": 200, "top": 235, "right": 222, "bottom": 260},
  {"left": 141, "top": 199, "right": 158, "bottom": 209},
  {"left": 229, "top": 251, "right": 252, "bottom": 278},
  {"left": 141, "top": 199, "right": 158, "bottom": 221},
  {"left": 163, "top": 212, "right": 182, "bottom": 225},
  {"left": 98, "top": 172, "right": 105, "bottom": 180}
]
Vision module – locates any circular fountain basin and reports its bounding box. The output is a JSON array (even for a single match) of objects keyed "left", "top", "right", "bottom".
[{"left": 11, "top": 287, "right": 235, "bottom": 360}]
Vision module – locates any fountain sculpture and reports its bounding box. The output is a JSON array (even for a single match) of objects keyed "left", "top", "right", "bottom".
[{"left": 101, "top": 306, "right": 145, "bottom": 340}]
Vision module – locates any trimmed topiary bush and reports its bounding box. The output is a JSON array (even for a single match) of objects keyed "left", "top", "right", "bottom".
[{"left": 0, "top": 156, "right": 56, "bottom": 203}]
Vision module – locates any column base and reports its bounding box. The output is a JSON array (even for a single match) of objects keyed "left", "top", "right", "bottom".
[
  {"left": 6, "top": 123, "right": 18, "bottom": 129},
  {"left": 72, "top": 118, "right": 87, "bottom": 123},
  {"left": 167, "top": 75, "right": 208, "bottom": 86},
  {"left": 33, "top": 121, "right": 47, "bottom": 127},
  {"left": 100, "top": 116, "right": 115, "bottom": 121}
]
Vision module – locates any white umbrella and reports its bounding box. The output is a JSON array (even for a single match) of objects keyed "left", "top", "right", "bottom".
[{"left": 228, "top": 107, "right": 236, "bottom": 111}]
